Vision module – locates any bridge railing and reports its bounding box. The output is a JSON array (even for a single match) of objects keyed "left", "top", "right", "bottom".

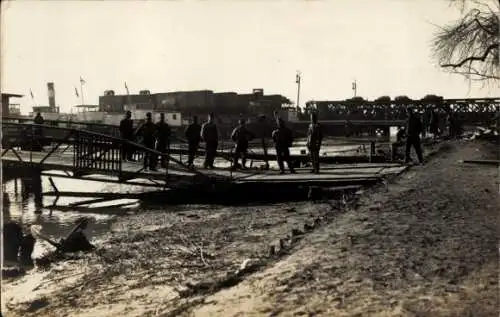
[{"left": 1, "top": 122, "right": 209, "bottom": 184}]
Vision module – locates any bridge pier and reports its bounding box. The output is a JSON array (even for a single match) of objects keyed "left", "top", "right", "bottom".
[
  {"left": 2, "top": 163, "right": 43, "bottom": 211},
  {"left": 382, "top": 126, "right": 390, "bottom": 137}
]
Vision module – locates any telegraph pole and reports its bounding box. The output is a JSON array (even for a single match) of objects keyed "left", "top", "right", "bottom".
[
  {"left": 80, "top": 76, "right": 86, "bottom": 105},
  {"left": 352, "top": 79, "right": 357, "bottom": 97},
  {"left": 296, "top": 71, "right": 301, "bottom": 108}
]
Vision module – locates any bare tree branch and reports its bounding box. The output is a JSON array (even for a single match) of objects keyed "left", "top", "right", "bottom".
[
  {"left": 440, "top": 44, "right": 497, "bottom": 67},
  {"left": 432, "top": 0, "right": 499, "bottom": 84}
]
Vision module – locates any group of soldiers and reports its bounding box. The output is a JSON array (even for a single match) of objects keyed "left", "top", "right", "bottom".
[
  {"left": 119, "top": 111, "right": 172, "bottom": 171},
  {"left": 35, "top": 105, "right": 463, "bottom": 171},
  {"left": 212, "top": 111, "right": 323, "bottom": 174},
  {"left": 396, "top": 106, "right": 462, "bottom": 164},
  {"left": 222, "top": 112, "right": 323, "bottom": 174},
  {"left": 119, "top": 111, "right": 223, "bottom": 171},
  {"left": 119, "top": 111, "right": 325, "bottom": 174}
]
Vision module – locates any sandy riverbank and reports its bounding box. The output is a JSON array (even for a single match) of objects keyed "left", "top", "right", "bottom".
[{"left": 2, "top": 139, "right": 498, "bottom": 317}]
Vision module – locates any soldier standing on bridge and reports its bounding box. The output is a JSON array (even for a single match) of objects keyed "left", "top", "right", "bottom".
[
  {"left": 404, "top": 106, "right": 424, "bottom": 165},
  {"left": 272, "top": 117, "right": 296, "bottom": 174},
  {"left": 201, "top": 112, "right": 218, "bottom": 169},
  {"left": 34, "top": 112, "right": 44, "bottom": 125},
  {"left": 138, "top": 112, "right": 158, "bottom": 171},
  {"left": 307, "top": 112, "right": 323, "bottom": 174},
  {"left": 156, "top": 113, "right": 171, "bottom": 169},
  {"left": 429, "top": 108, "right": 440, "bottom": 138},
  {"left": 185, "top": 116, "right": 202, "bottom": 169},
  {"left": 231, "top": 119, "right": 255, "bottom": 170},
  {"left": 257, "top": 115, "right": 270, "bottom": 170},
  {"left": 119, "top": 111, "right": 135, "bottom": 161},
  {"left": 33, "top": 112, "right": 45, "bottom": 151}
]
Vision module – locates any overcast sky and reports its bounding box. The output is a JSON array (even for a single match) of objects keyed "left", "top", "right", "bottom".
[{"left": 1, "top": 0, "right": 497, "bottom": 114}]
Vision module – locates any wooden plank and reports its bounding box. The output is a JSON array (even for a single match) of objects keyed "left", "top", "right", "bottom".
[
  {"left": 42, "top": 172, "right": 168, "bottom": 188},
  {"left": 235, "top": 176, "right": 381, "bottom": 184},
  {"left": 460, "top": 159, "right": 500, "bottom": 166},
  {"left": 69, "top": 197, "right": 118, "bottom": 207},
  {"left": 43, "top": 191, "right": 142, "bottom": 199}
]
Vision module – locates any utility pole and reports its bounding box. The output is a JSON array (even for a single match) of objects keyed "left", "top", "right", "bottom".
[
  {"left": 80, "top": 76, "right": 86, "bottom": 105},
  {"left": 296, "top": 71, "right": 301, "bottom": 108},
  {"left": 352, "top": 79, "right": 357, "bottom": 97}
]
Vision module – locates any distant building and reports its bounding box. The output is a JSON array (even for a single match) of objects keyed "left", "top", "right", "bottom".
[
  {"left": 98, "top": 88, "right": 291, "bottom": 123},
  {"left": 1, "top": 93, "right": 23, "bottom": 117}
]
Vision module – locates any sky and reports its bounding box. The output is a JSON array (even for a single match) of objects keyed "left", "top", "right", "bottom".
[{"left": 1, "top": 0, "right": 498, "bottom": 115}]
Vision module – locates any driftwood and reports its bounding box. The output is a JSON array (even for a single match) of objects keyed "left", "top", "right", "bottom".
[{"left": 31, "top": 218, "right": 95, "bottom": 253}]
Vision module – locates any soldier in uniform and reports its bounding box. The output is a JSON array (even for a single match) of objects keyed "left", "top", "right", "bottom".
[
  {"left": 138, "top": 112, "right": 158, "bottom": 171},
  {"left": 231, "top": 119, "right": 255, "bottom": 170},
  {"left": 33, "top": 112, "right": 45, "bottom": 151},
  {"left": 119, "top": 111, "right": 135, "bottom": 161},
  {"left": 156, "top": 113, "right": 171, "bottom": 169},
  {"left": 257, "top": 115, "right": 270, "bottom": 169},
  {"left": 34, "top": 112, "right": 44, "bottom": 125},
  {"left": 272, "top": 117, "right": 295, "bottom": 174},
  {"left": 307, "top": 112, "right": 323, "bottom": 174},
  {"left": 429, "top": 108, "right": 440, "bottom": 138},
  {"left": 405, "top": 106, "right": 424, "bottom": 164},
  {"left": 185, "top": 116, "right": 202, "bottom": 169},
  {"left": 201, "top": 113, "right": 218, "bottom": 169}
]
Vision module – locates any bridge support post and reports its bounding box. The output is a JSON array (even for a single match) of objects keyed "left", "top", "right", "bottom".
[
  {"left": 20, "top": 168, "right": 43, "bottom": 212},
  {"left": 383, "top": 126, "right": 390, "bottom": 137},
  {"left": 48, "top": 177, "right": 60, "bottom": 196}
]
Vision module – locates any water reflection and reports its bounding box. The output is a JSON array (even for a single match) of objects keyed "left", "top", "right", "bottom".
[{"left": 1, "top": 174, "right": 147, "bottom": 258}]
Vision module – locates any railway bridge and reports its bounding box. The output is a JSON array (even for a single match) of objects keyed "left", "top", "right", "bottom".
[{"left": 301, "top": 97, "right": 499, "bottom": 136}]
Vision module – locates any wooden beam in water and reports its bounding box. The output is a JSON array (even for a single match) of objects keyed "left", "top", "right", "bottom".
[
  {"left": 48, "top": 202, "right": 138, "bottom": 213},
  {"left": 43, "top": 191, "right": 142, "bottom": 199},
  {"left": 69, "top": 197, "right": 118, "bottom": 207},
  {"left": 42, "top": 172, "right": 168, "bottom": 188},
  {"left": 48, "top": 177, "right": 59, "bottom": 193}
]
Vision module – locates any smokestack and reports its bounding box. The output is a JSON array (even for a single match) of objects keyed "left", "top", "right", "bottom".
[{"left": 47, "top": 82, "right": 56, "bottom": 108}]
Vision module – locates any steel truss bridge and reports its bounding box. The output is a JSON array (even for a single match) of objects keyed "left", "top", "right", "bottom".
[{"left": 308, "top": 97, "right": 499, "bottom": 122}]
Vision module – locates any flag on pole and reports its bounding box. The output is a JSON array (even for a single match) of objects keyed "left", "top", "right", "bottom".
[
  {"left": 29, "top": 89, "right": 34, "bottom": 99},
  {"left": 75, "top": 87, "right": 79, "bottom": 97},
  {"left": 296, "top": 73, "right": 301, "bottom": 84},
  {"left": 125, "top": 82, "right": 130, "bottom": 95},
  {"left": 80, "top": 76, "right": 86, "bottom": 85},
  {"left": 352, "top": 81, "right": 357, "bottom": 91}
]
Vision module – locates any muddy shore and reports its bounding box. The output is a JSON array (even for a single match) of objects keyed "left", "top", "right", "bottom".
[{"left": 2, "top": 139, "right": 498, "bottom": 317}]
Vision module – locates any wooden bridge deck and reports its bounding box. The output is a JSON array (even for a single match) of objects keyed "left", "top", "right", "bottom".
[{"left": 1, "top": 150, "right": 407, "bottom": 187}]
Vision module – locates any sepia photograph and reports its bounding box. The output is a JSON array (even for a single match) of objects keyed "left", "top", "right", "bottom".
[{"left": 1, "top": 0, "right": 499, "bottom": 316}]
